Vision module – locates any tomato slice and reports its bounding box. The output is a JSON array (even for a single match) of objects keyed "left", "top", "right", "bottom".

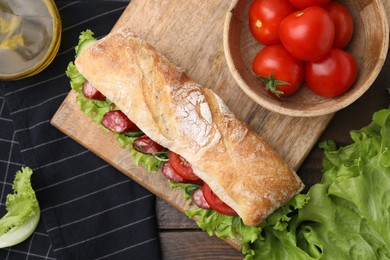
[
  {"left": 168, "top": 152, "right": 199, "bottom": 181},
  {"left": 202, "top": 183, "right": 237, "bottom": 216}
]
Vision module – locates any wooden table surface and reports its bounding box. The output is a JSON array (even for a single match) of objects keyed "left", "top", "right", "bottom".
[{"left": 156, "top": 53, "right": 390, "bottom": 259}]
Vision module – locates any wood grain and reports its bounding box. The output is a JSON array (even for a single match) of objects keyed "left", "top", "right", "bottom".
[
  {"left": 51, "top": 0, "right": 390, "bottom": 254},
  {"left": 160, "top": 232, "right": 242, "bottom": 259}
]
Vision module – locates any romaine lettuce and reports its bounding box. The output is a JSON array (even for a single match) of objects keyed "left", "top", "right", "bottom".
[
  {"left": 0, "top": 167, "right": 40, "bottom": 248},
  {"left": 250, "top": 104, "right": 390, "bottom": 259},
  {"left": 174, "top": 182, "right": 308, "bottom": 257}
]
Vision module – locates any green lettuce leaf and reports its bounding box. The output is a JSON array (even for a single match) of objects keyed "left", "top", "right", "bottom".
[
  {"left": 0, "top": 167, "right": 40, "bottom": 248},
  {"left": 186, "top": 207, "right": 262, "bottom": 256},
  {"left": 116, "top": 134, "right": 164, "bottom": 173},
  {"left": 169, "top": 181, "right": 200, "bottom": 200},
  {"left": 175, "top": 181, "right": 273, "bottom": 257},
  {"left": 251, "top": 105, "right": 390, "bottom": 259}
]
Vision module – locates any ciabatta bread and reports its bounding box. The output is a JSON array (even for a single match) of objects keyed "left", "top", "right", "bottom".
[{"left": 75, "top": 28, "right": 304, "bottom": 226}]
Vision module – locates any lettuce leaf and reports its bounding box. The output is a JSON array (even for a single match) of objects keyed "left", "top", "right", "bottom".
[
  {"left": 171, "top": 181, "right": 280, "bottom": 257},
  {"left": 251, "top": 105, "right": 390, "bottom": 259},
  {"left": 66, "top": 30, "right": 164, "bottom": 173},
  {"left": 0, "top": 167, "right": 40, "bottom": 248}
]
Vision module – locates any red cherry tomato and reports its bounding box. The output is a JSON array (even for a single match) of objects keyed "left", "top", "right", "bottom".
[
  {"left": 252, "top": 44, "right": 304, "bottom": 97},
  {"left": 305, "top": 48, "right": 357, "bottom": 98},
  {"left": 249, "top": 0, "right": 296, "bottom": 45},
  {"left": 168, "top": 152, "right": 199, "bottom": 181},
  {"left": 288, "top": 0, "right": 330, "bottom": 9},
  {"left": 325, "top": 1, "right": 354, "bottom": 48},
  {"left": 202, "top": 183, "right": 237, "bottom": 216},
  {"left": 279, "top": 6, "right": 335, "bottom": 61},
  {"left": 133, "top": 135, "right": 167, "bottom": 154}
]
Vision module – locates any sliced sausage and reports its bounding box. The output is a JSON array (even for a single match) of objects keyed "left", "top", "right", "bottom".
[
  {"left": 133, "top": 135, "right": 167, "bottom": 154},
  {"left": 161, "top": 162, "right": 185, "bottom": 183},
  {"left": 82, "top": 80, "right": 106, "bottom": 100},
  {"left": 101, "top": 110, "right": 140, "bottom": 133},
  {"left": 192, "top": 188, "right": 210, "bottom": 209}
]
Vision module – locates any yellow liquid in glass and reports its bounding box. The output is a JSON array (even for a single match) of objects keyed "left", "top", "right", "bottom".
[{"left": 0, "top": 0, "right": 61, "bottom": 80}]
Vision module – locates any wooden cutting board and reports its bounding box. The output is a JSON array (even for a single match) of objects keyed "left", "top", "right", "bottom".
[{"left": 51, "top": 0, "right": 389, "bottom": 250}]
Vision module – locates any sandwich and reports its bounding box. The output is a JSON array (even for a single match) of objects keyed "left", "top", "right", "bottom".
[{"left": 66, "top": 28, "right": 304, "bottom": 246}]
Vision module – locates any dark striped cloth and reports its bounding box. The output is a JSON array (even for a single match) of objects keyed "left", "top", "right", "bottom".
[{"left": 0, "top": 1, "right": 161, "bottom": 259}]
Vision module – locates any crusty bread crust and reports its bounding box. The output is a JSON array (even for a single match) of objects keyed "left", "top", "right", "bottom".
[{"left": 75, "top": 28, "right": 304, "bottom": 226}]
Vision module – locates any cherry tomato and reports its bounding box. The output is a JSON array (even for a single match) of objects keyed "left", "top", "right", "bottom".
[
  {"left": 288, "top": 0, "right": 330, "bottom": 9},
  {"left": 133, "top": 135, "right": 167, "bottom": 154},
  {"left": 249, "top": 0, "right": 296, "bottom": 45},
  {"left": 168, "top": 152, "right": 199, "bottom": 181},
  {"left": 252, "top": 44, "right": 303, "bottom": 97},
  {"left": 202, "top": 183, "right": 237, "bottom": 216},
  {"left": 279, "top": 6, "right": 335, "bottom": 61},
  {"left": 325, "top": 1, "right": 353, "bottom": 48},
  {"left": 305, "top": 48, "right": 357, "bottom": 98}
]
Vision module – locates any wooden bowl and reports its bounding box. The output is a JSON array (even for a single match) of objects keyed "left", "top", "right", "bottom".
[{"left": 224, "top": 0, "right": 389, "bottom": 117}]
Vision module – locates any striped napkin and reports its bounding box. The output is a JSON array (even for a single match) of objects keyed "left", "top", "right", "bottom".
[{"left": 0, "top": 1, "right": 161, "bottom": 259}]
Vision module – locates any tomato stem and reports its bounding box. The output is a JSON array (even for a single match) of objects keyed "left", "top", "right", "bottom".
[{"left": 256, "top": 71, "right": 288, "bottom": 98}]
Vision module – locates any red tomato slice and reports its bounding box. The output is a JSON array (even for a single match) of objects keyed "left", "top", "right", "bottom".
[
  {"left": 249, "top": 0, "right": 296, "bottom": 45},
  {"left": 288, "top": 0, "right": 330, "bottom": 9},
  {"left": 168, "top": 152, "right": 199, "bottom": 181},
  {"left": 305, "top": 48, "right": 357, "bottom": 98},
  {"left": 202, "top": 183, "right": 237, "bottom": 216},
  {"left": 279, "top": 6, "right": 335, "bottom": 61},
  {"left": 325, "top": 1, "right": 354, "bottom": 48}
]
